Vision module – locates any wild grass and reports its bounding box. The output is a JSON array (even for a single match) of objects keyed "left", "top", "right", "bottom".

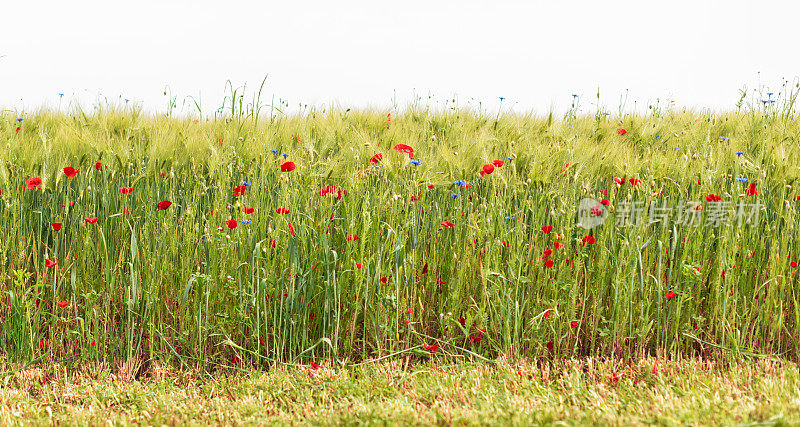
[
  {"left": 1, "top": 94, "right": 800, "bottom": 373},
  {"left": 1, "top": 358, "right": 798, "bottom": 425}
]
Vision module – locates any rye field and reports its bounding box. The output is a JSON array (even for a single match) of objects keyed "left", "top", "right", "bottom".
[
  {"left": 2, "top": 100, "right": 800, "bottom": 366},
  {"left": 2, "top": 98, "right": 800, "bottom": 424}
]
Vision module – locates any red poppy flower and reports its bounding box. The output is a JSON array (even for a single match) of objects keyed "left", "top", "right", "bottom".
[
  {"left": 616, "top": 128, "right": 627, "bottom": 135},
  {"left": 610, "top": 372, "right": 619, "bottom": 385},
  {"left": 63, "top": 167, "right": 78, "bottom": 177},
  {"left": 90, "top": 341, "right": 97, "bottom": 347},
  {"left": 227, "top": 219, "right": 238, "bottom": 229},
  {"left": 15, "top": 126, "right": 21, "bottom": 134},
  {"left": 744, "top": 182, "right": 758, "bottom": 196},
  {"left": 543, "top": 310, "right": 550, "bottom": 320},
  {"left": 84, "top": 217, "right": 99, "bottom": 224},
  {"left": 276, "top": 207, "right": 290, "bottom": 214},
  {"left": 706, "top": 194, "right": 722, "bottom": 202},
  {"left": 600, "top": 199, "right": 610, "bottom": 206},
  {"left": 541, "top": 226, "right": 553, "bottom": 234},
  {"left": 393, "top": 144, "right": 414, "bottom": 159},
  {"left": 59, "top": 202, "right": 75, "bottom": 207},
  {"left": 45, "top": 258, "right": 57, "bottom": 268},
  {"left": 570, "top": 320, "right": 578, "bottom": 328},
  {"left": 421, "top": 262, "right": 428, "bottom": 274},
  {"left": 347, "top": 234, "right": 359, "bottom": 241},
  {"left": 51, "top": 222, "right": 63, "bottom": 231},
  {"left": 545, "top": 259, "right": 554, "bottom": 268},
  {"left": 280, "top": 161, "right": 296, "bottom": 172},
  {"left": 542, "top": 249, "right": 552, "bottom": 259},
  {"left": 469, "top": 333, "right": 483, "bottom": 343},
  {"left": 95, "top": 162, "right": 107, "bottom": 171},
  {"left": 233, "top": 185, "right": 247, "bottom": 196},
  {"left": 356, "top": 263, "right": 362, "bottom": 269},
  {"left": 501, "top": 242, "right": 510, "bottom": 248},
  {"left": 309, "top": 312, "right": 317, "bottom": 320},
  {"left": 546, "top": 341, "right": 554, "bottom": 351},
  {"left": 441, "top": 221, "right": 455, "bottom": 227},
  {"left": 423, "top": 344, "right": 439, "bottom": 352},
  {"left": 613, "top": 177, "right": 625, "bottom": 185},
  {"left": 480, "top": 164, "right": 495, "bottom": 176},
  {"left": 26, "top": 177, "right": 41, "bottom": 189},
  {"left": 118, "top": 187, "right": 134, "bottom": 194},
  {"left": 159, "top": 172, "right": 166, "bottom": 178},
  {"left": 310, "top": 361, "right": 322, "bottom": 370},
  {"left": 288, "top": 222, "right": 295, "bottom": 237},
  {"left": 369, "top": 153, "right": 383, "bottom": 165},
  {"left": 156, "top": 200, "right": 172, "bottom": 210},
  {"left": 57, "top": 300, "right": 69, "bottom": 308},
  {"left": 665, "top": 291, "right": 676, "bottom": 298},
  {"left": 629, "top": 178, "right": 641, "bottom": 185},
  {"left": 242, "top": 207, "right": 255, "bottom": 214},
  {"left": 380, "top": 276, "right": 388, "bottom": 283},
  {"left": 436, "top": 279, "right": 446, "bottom": 284},
  {"left": 492, "top": 160, "right": 505, "bottom": 167},
  {"left": 691, "top": 322, "right": 698, "bottom": 329},
  {"left": 553, "top": 242, "right": 563, "bottom": 249},
  {"left": 39, "top": 339, "right": 48, "bottom": 350},
  {"left": 792, "top": 261, "right": 798, "bottom": 269},
  {"left": 582, "top": 235, "right": 595, "bottom": 245},
  {"left": 599, "top": 189, "right": 608, "bottom": 195},
  {"left": 410, "top": 195, "right": 420, "bottom": 201}
]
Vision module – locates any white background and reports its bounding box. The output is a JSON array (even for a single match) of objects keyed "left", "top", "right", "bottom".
[{"left": 1, "top": 0, "right": 797, "bottom": 116}]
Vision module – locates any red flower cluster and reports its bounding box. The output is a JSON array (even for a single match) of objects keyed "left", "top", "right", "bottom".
[{"left": 233, "top": 185, "right": 247, "bottom": 196}]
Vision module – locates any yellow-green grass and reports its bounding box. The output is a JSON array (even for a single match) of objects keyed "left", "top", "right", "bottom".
[{"left": 1, "top": 358, "right": 799, "bottom": 425}]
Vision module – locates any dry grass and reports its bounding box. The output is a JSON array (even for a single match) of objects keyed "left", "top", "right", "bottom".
[{"left": 1, "top": 358, "right": 799, "bottom": 425}]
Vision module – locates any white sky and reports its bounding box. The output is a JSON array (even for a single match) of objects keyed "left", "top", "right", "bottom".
[{"left": 1, "top": 0, "right": 798, "bottom": 116}]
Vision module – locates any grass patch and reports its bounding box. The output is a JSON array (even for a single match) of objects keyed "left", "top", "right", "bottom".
[{"left": 1, "top": 358, "right": 799, "bottom": 425}]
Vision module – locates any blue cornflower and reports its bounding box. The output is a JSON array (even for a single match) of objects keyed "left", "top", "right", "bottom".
[
  {"left": 241, "top": 219, "right": 252, "bottom": 225},
  {"left": 761, "top": 100, "right": 768, "bottom": 105},
  {"left": 124, "top": 98, "right": 129, "bottom": 103},
  {"left": 450, "top": 193, "right": 459, "bottom": 199},
  {"left": 270, "top": 150, "right": 279, "bottom": 154},
  {"left": 410, "top": 160, "right": 421, "bottom": 166},
  {"left": 283, "top": 154, "right": 289, "bottom": 158},
  {"left": 602, "top": 112, "right": 610, "bottom": 116},
  {"left": 58, "top": 93, "right": 64, "bottom": 97},
  {"left": 507, "top": 157, "right": 515, "bottom": 161},
  {"left": 454, "top": 180, "right": 466, "bottom": 186},
  {"left": 767, "top": 92, "right": 774, "bottom": 97},
  {"left": 655, "top": 134, "right": 661, "bottom": 138},
  {"left": 735, "top": 177, "right": 748, "bottom": 182},
  {"left": 505, "top": 216, "right": 515, "bottom": 220},
  {"left": 499, "top": 97, "right": 505, "bottom": 101},
  {"left": 734, "top": 151, "right": 744, "bottom": 156},
  {"left": 15, "top": 118, "right": 23, "bottom": 122},
  {"left": 242, "top": 181, "right": 252, "bottom": 187},
  {"left": 769, "top": 100, "right": 776, "bottom": 104},
  {"left": 571, "top": 94, "right": 578, "bottom": 98},
  {"left": 720, "top": 136, "right": 729, "bottom": 141}
]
